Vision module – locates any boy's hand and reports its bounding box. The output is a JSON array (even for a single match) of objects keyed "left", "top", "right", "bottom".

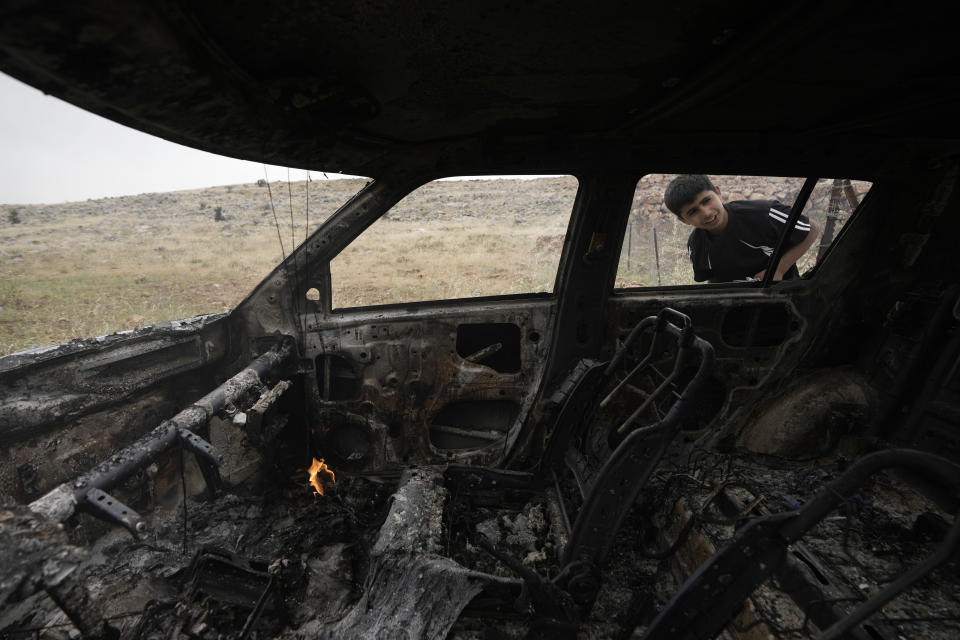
[{"left": 754, "top": 269, "right": 785, "bottom": 281}]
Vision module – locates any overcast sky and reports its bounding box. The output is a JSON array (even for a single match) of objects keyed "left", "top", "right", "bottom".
[{"left": 0, "top": 72, "right": 354, "bottom": 205}]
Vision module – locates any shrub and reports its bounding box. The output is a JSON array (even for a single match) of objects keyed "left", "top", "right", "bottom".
[
  {"left": 257, "top": 179, "right": 267, "bottom": 187},
  {"left": 214, "top": 206, "right": 225, "bottom": 222},
  {"left": 8, "top": 209, "right": 21, "bottom": 224},
  {"left": 199, "top": 202, "right": 207, "bottom": 210}
]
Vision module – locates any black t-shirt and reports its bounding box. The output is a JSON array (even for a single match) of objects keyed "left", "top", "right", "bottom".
[{"left": 686, "top": 199, "right": 812, "bottom": 283}]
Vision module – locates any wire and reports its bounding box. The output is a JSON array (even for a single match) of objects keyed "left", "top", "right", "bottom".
[{"left": 263, "top": 166, "right": 287, "bottom": 262}]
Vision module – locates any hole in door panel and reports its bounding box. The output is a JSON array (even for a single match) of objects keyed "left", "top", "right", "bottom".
[
  {"left": 721, "top": 305, "right": 793, "bottom": 347},
  {"left": 315, "top": 354, "right": 362, "bottom": 400},
  {"left": 429, "top": 399, "right": 519, "bottom": 450},
  {"left": 322, "top": 415, "right": 373, "bottom": 471},
  {"left": 456, "top": 323, "right": 521, "bottom": 373}
]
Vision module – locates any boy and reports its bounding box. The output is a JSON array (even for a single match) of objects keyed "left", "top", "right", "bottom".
[{"left": 663, "top": 175, "right": 821, "bottom": 283}]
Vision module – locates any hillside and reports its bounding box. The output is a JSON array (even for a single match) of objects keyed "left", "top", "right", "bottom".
[
  {"left": 1, "top": 175, "right": 867, "bottom": 355},
  {"left": 1, "top": 179, "right": 365, "bottom": 354}
]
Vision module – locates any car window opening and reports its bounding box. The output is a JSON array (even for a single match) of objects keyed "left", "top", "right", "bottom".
[
  {"left": 330, "top": 175, "right": 579, "bottom": 309},
  {"left": 615, "top": 175, "right": 873, "bottom": 289}
]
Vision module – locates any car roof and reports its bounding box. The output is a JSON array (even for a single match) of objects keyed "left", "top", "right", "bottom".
[{"left": 1, "top": 2, "right": 957, "bottom": 178}]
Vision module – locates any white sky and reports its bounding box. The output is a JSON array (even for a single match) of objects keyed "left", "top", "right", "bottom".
[{"left": 0, "top": 72, "right": 355, "bottom": 205}]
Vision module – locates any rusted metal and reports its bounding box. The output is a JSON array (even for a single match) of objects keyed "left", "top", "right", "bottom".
[
  {"left": 307, "top": 307, "right": 554, "bottom": 471},
  {"left": 463, "top": 342, "right": 503, "bottom": 365}
]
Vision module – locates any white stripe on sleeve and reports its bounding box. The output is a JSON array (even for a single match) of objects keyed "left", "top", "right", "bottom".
[{"left": 768, "top": 209, "right": 810, "bottom": 230}]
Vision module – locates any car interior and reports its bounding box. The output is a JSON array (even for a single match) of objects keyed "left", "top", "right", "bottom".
[{"left": 1, "top": 2, "right": 959, "bottom": 639}]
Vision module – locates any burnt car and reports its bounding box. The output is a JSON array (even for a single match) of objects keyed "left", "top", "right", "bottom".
[{"left": 1, "top": 2, "right": 959, "bottom": 639}]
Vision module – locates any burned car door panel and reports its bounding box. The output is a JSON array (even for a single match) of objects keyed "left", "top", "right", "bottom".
[
  {"left": 296, "top": 175, "right": 579, "bottom": 472},
  {"left": 303, "top": 305, "right": 554, "bottom": 471}
]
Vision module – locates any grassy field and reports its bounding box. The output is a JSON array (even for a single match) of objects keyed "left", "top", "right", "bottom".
[
  {"left": 0, "top": 177, "right": 577, "bottom": 354},
  {"left": 1, "top": 175, "right": 868, "bottom": 356},
  {"left": 1, "top": 179, "right": 364, "bottom": 354},
  {"left": 330, "top": 177, "right": 577, "bottom": 307}
]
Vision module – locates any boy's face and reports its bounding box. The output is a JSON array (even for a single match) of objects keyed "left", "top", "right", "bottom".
[{"left": 676, "top": 188, "right": 728, "bottom": 234}]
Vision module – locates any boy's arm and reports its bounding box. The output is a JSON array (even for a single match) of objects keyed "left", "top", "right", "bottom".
[{"left": 754, "top": 219, "right": 821, "bottom": 280}]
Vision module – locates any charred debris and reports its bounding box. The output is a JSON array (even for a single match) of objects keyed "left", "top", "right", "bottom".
[
  {"left": 2, "top": 300, "right": 959, "bottom": 639},
  {"left": 3, "top": 1, "right": 960, "bottom": 638}
]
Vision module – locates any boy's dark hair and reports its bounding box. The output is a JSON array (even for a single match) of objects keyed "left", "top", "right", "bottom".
[{"left": 664, "top": 174, "right": 717, "bottom": 216}]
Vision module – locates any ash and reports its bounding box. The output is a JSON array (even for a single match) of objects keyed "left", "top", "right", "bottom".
[
  {"left": 627, "top": 447, "right": 960, "bottom": 639},
  {"left": 2, "top": 447, "right": 958, "bottom": 639},
  {"left": 1, "top": 476, "right": 394, "bottom": 639}
]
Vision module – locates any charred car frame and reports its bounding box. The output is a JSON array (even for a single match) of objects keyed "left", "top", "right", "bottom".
[{"left": 1, "top": 2, "right": 959, "bottom": 639}]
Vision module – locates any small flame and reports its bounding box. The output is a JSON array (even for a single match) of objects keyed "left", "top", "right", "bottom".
[{"left": 307, "top": 457, "right": 336, "bottom": 496}]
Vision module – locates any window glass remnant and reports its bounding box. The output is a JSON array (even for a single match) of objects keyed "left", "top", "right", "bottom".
[
  {"left": 330, "top": 176, "right": 578, "bottom": 308},
  {"left": 614, "top": 175, "right": 872, "bottom": 288}
]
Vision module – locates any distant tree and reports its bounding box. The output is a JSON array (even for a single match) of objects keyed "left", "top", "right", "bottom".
[
  {"left": 214, "top": 206, "right": 225, "bottom": 222},
  {"left": 7, "top": 209, "right": 20, "bottom": 224},
  {"left": 257, "top": 178, "right": 267, "bottom": 187}
]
